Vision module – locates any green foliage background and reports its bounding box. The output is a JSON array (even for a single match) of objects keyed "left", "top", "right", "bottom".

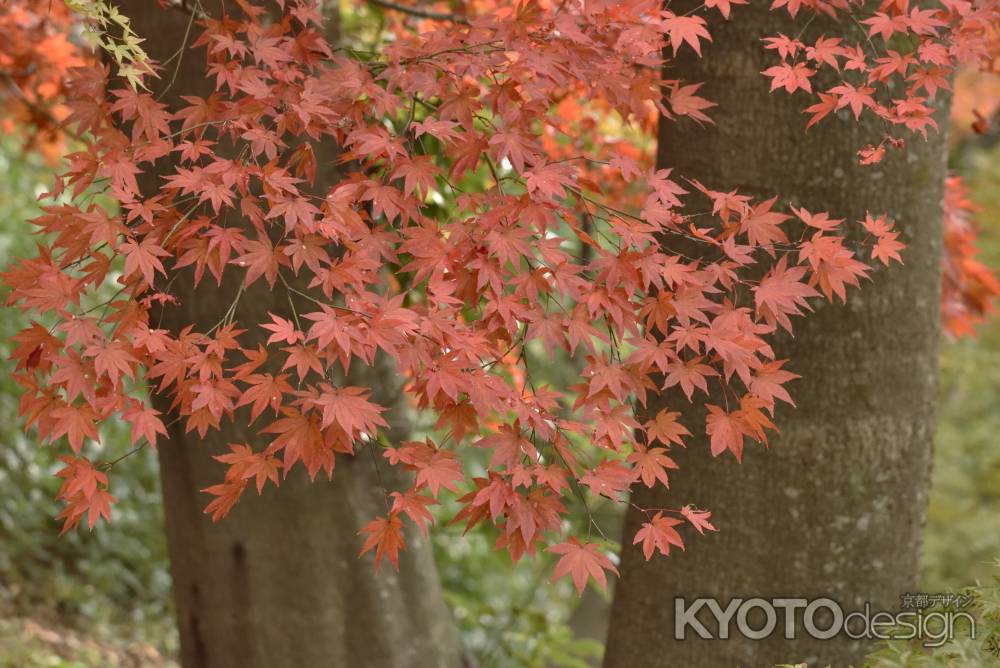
[
  {"left": 922, "top": 141, "right": 1000, "bottom": 594},
  {"left": 0, "top": 139, "right": 174, "bottom": 658}
]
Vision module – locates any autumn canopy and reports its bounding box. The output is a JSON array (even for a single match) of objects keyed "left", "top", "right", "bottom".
[{"left": 2, "top": 0, "right": 998, "bottom": 595}]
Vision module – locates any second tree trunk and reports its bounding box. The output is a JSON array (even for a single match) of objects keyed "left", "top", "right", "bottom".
[
  {"left": 116, "top": 3, "right": 463, "bottom": 667},
  {"left": 603, "top": 5, "right": 947, "bottom": 667}
]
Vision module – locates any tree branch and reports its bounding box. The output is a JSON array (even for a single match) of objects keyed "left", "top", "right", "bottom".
[
  {"left": 161, "top": 0, "right": 209, "bottom": 20},
  {"left": 0, "top": 71, "right": 82, "bottom": 141},
  {"left": 365, "top": 0, "right": 469, "bottom": 25}
]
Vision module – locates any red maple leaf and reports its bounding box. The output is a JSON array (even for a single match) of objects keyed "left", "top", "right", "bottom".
[
  {"left": 633, "top": 512, "right": 685, "bottom": 560},
  {"left": 705, "top": 404, "right": 745, "bottom": 461},
  {"left": 547, "top": 538, "right": 619, "bottom": 595},
  {"left": 644, "top": 409, "right": 691, "bottom": 447},
  {"left": 662, "top": 13, "right": 712, "bottom": 56},
  {"left": 122, "top": 401, "right": 169, "bottom": 447},
  {"left": 214, "top": 444, "right": 282, "bottom": 493},
  {"left": 762, "top": 62, "right": 815, "bottom": 93},
  {"left": 627, "top": 444, "right": 679, "bottom": 488},
  {"left": 390, "top": 491, "right": 436, "bottom": 536},
  {"left": 414, "top": 450, "right": 464, "bottom": 498},
  {"left": 358, "top": 513, "right": 405, "bottom": 571},
  {"left": 121, "top": 238, "right": 169, "bottom": 285},
  {"left": 681, "top": 505, "right": 717, "bottom": 535}
]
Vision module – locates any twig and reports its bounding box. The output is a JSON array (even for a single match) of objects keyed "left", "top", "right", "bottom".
[
  {"left": 0, "top": 71, "right": 83, "bottom": 142},
  {"left": 366, "top": 0, "right": 469, "bottom": 25}
]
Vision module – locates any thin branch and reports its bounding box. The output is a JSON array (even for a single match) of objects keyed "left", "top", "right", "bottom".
[
  {"left": 0, "top": 71, "right": 83, "bottom": 142},
  {"left": 366, "top": 0, "right": 470, "bottom": 25},
  {"left": 100, "top": 443, "right": 147, "bottom": 471},
  {"left": 161, "top": 0, "right": 209, "bottom": 20},
  {"left": 157, "top": 0, "right": 199, "bottom": 101}
]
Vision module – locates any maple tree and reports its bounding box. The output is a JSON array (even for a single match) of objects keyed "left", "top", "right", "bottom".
[{"left": 1, "top": 0, "right": 998, "bottom": 611}]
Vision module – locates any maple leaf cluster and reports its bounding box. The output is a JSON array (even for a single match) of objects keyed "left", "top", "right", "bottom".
[
  {"left": 941, "top": 174, "right": 1000, "bottom": 337},
  {"left": 2, "top": 0, "right": 993, "bottom": 595},
  {"left": 763, "top": 0, "right": 1000, "bottom": 164},
  {"left": 0, "top": 0, "right": 84, "bottom": 159}
]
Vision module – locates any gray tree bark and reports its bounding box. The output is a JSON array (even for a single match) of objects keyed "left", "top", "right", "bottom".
[
  {"left": 116, "top": 3, "right": 462, "bottom": 667},
  {"left": 603, "top": 4, "right": 948, "bottom": 667}
]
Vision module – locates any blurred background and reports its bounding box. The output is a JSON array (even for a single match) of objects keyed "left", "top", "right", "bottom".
[{"left": 1, "top": 9, "right": 999, "bottom": 668}]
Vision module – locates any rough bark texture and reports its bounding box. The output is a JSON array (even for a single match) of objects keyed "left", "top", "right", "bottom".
[
  {"left": 603, "top": 5, "right": 947, "bottom": 667},
  {"left": 116, "top": 4, "right": 462, "bottom": 667}
]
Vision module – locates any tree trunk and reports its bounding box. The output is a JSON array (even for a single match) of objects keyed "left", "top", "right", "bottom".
[
  {"left": 603, "top": 5, "right": 947, "bottom": 667},
  {"left": 116, "top": 3, "right": 462, "bottom": 667}
]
